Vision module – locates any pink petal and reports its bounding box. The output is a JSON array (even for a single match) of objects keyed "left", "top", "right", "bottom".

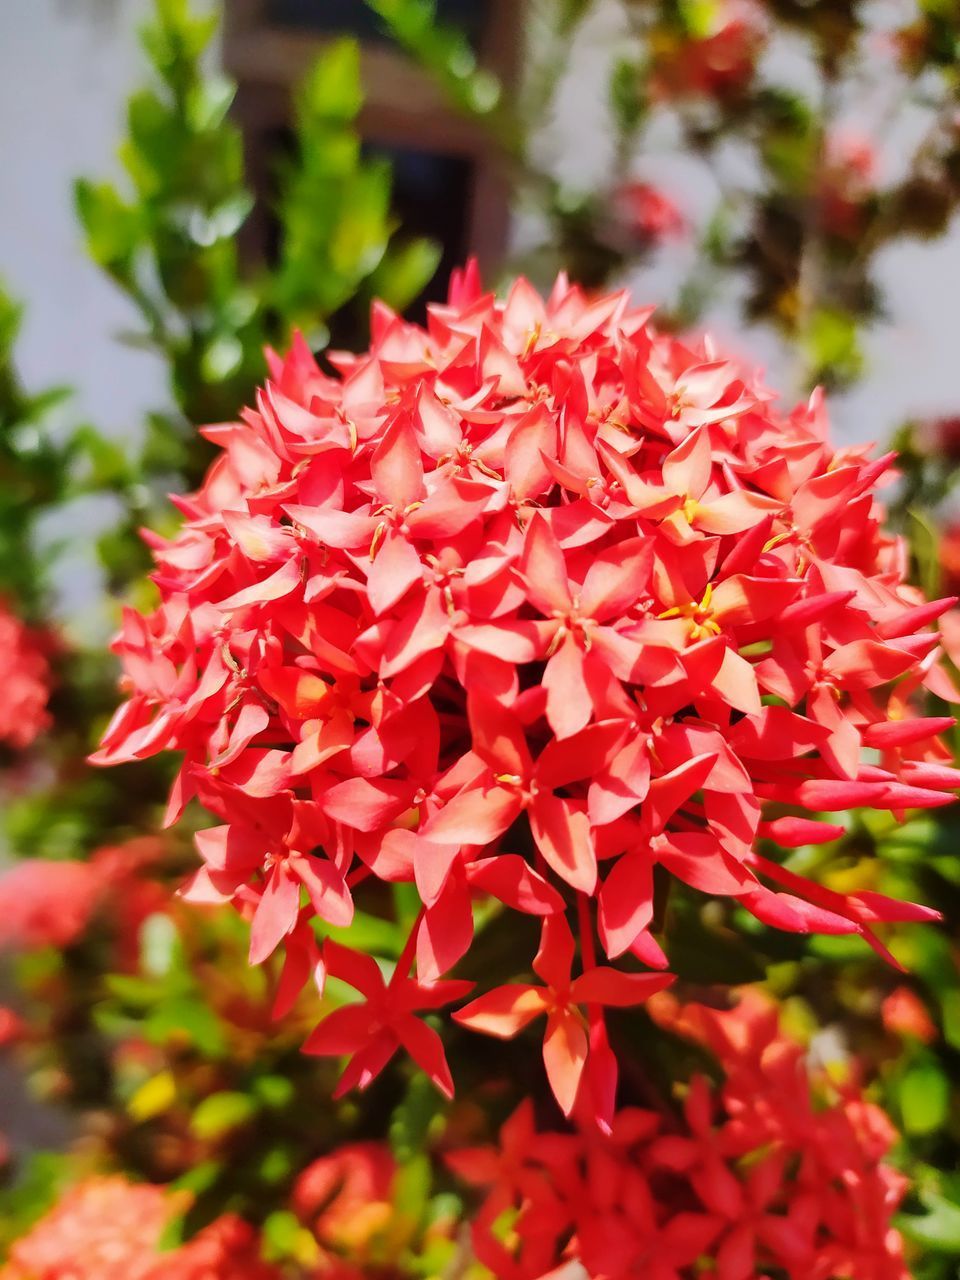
[
  {"left": 453, "top": 984, "right": 548, "bottom": 1037},
  {"left": 542, "top": 1009, "right": 588, "bottom": 1117},
  {"left": 570, "top": 966, "right": 674, "bottom": 1007},
  {"left": 366, "top": 532, "right": 422, "bottom": 616},
  {"left": 598, "top": 854, "right": 655, "bottom": 958},
  {"left": 530, "top": 793, "right": 597, "bottom": 894},
  {"left": 520, "top": 513, "right": 573, "bottom": 616}
]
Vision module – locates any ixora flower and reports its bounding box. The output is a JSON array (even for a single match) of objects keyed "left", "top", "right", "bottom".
[
  {"left": 0, "top": 1177, "right": 278, "bottom": 1280},
  {"left": 94, "top": 264, "right": 957, "bottom": 1115},
  {"left": 0, "top": 601, "right": 51, "bottom": 750},
  {"left": 448, "top": 993, "right": 912, "bottom": 1280},
  {"left": 609, "top": 182, "right": 685, "bottom": 249},
  {"left": 0, "top": 840, "right": 167, "bottom": 955}
]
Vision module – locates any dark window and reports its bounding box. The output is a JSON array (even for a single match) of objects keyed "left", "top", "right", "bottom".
[
  {"left": 381, "top": 143, "right": 474, "bottom": 308},
  {"left": 257, "top": 124, "right": 473, "bottom": 324},
  {"left": 225, "top": 0, "right": 516, "bottom": 309},
  {"left": 265, "top": 0, "right": 490, "bottom": 49}
]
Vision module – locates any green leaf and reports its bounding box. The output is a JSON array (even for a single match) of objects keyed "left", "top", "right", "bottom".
[
  {"left": 900, "top": 1190, "right": 960, "bottom": 1253},
  {"left": 145, "top": 994, "right": 226, "bottom": 1057},
  {"left": 678, "top": 0, "right": 718, "bottom": 39},
  {"left": 254, "top": 1074, "right": 296, "bottom": 1110},
  {"left": 74, "top": 180, "right": 140, "bottom": 271},
  {"left": 171, "top": 1159, "right": 223, "bottom": 1196},
  {"left": 610, "top": 58, "right": 646, "bottom": 137},
  {"left": 190, "top": 1090, "right": 258, "bottom": 1139},
  {"left": 803, "top": 307, "right": 863, "bottom": 389},
  {"left": 899, "top": 1061, "right": 950, "bottom": 1136},
  {"left": 324, "top": 909, "right": 402, "bottom": 956},
  {"left": 368, "top": 237, "right": 441, "bottom": 313},
  {"left": 908, "top": 508, "right": 942, "bottom": 600},
  {"left": 392, "top": 1153, "right": 432, "bottom": 1225},
  {"left": 140, "top": 911, "right": 180, "bottom": 977},
  {"left": 128, "top": 1069, "right": 178, "bottom": 1121},
  {"left": 390, "top": 1072, "right": 445, "bottom": 1162},
  {"left": 299, "top": 38, "right": 364, "bottom": 122},
  {"left": 200, "top": 333, "right": 244, "bottom": 383},
  {"left": 262, "top": 1210, "right": 320, "bottom": 1265}
]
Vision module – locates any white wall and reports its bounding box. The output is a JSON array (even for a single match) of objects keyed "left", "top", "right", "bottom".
[{"left": 0, "top": 0, "right": 165, "bottom": 439}]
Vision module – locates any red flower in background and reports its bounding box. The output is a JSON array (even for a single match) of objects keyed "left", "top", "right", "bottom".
[
  {"left": 819, "top": 130, "right": 878, "bottom": 241},
  {"left": 148, "top": 1215, "right": 279, "bottom": 1280},
  {"left": 292, "top": 1142, "right": 396, "bottom": 1260},
  {"left": 940, "top": 523, "right": 960, "bottom": 597},
  {"left": 0, "top": 839, "right": 168, "bottom": 959},
  {"left": 92, "top": 263, "right": 957, "bottom": 1109},
  {"left": 0, "top": 1178, "right": 281, "bottom": 1280},
  {"left": 449, "top": 994, "right": 912, "bottom": 1280},
  {"left": 0, "top": 859, "right": 103, "bottom": 951},
  {"left": 0, "top": 602, "right": 52, "bottom": 751},
  {"left": 0, "top": 1009, "right": 913, "bottom": 1280},
  {"left": 0, "top": 1177, "right": 180, "bottom": 1280},
  {"left": 919, "top": 413, "right": 960, "bottom": 463},
  {"left": 610, "top": 182, "right": 685, "bottom": 248},
  {"left": 882, "top": 985, "right": 937, "bottom": 1044},
  {"left": 651, "top": 2, "right": 766, "bottom": 102}
]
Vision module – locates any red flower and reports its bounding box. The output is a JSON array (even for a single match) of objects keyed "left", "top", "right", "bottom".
[
  {"left": 882, "top": 985, "right": 937, "bottom": 1044},
  {"left": 610, "top": 182, "right": 685, "bottom": 247},
  {"left": 819, "top": 130, "right": 878, "bottom": 240},
  {"left": 0, "top": 1178, "right": 280, "bottom": 1280},
  {"left": 0, "top": 859, "right": 103, "bottom": 951},
  {"left": 293, "top": 1142, "right": 396, "bottom": 1258},
  {"left": 447, "top": 994, "right": 912, "bottom": 1280},
  {"left": 0, "top": 1177, "right": 179, "bottom": 1280},
  {"left": 0, "top": 602, "right": 52, "bottom": 750},
  {"left": 303, "top": 935, "right": 472, "bottom": 1098},
  {"left": 94, "top": 264, "right": 956, "bottom": 1104},
  {"left": 919, "top": 413, "right": 960, "bottom": 462},
  {"left": 651, "top": 2, "right": 766, "bottom": 102},
  {"left": 148, "top": 1216, "right": 279, "bottom": 1280},
  {"left": 455, "top": 914, "right": 671, "bottom": 1115},
  {"left": 0, "top": 1005, "right": 25, "bottom": 1046}
]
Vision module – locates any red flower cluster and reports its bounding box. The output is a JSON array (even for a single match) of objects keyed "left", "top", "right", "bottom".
[
  {"left": 94, "top": 266, "right": 956, "bottom": 1113},
  {"left": 939, "top": 523, "right": 960, "bottom": 598},
  {"left": 0, "top": 859, "right": 103, "bottom": 951},
  {"left": 0, "top": 1177, "right": 277, "bottom": 1280},
  {"left": 819, "top": 130, "right": 878, "bottom": 242},
  {"left": 0, "top": 1177, "right": 276, "bottom": 1280},
  {"left": 0, "top": 839, "right": 166, "bottom": 956},
  {"left": 0, "top": 602, "right": 51, "bottom": 750},
  {"left": 881, "top": 985, "right": 936, "bottom": 1044},
  {"left": 449, "top": 993, "right": 912, "bottom": 1280},
  {"left": 651, "top": 2, "right": 766, "bottom": 102},
  {"left": 918, "top": 413, "right": 960, "bottom": 462},
  {"left": 610, "top": 182, "right": 685, "bottom": 249}
]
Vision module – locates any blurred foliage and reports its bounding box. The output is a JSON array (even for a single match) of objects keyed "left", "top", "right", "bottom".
[
  {"left": 0, "top": 292, "right": 76, "bottom": 620},
  {"left": 75, "top": 0, "right": 437, "bottom": 492},
  {"left": 370, "top": 0, "right": 960, "bottom": 393}
]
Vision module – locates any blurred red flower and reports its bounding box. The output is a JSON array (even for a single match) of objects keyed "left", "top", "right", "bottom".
[
  {"left": 0, "top": 602, "right": 52, "bottom": 751},
  {"left": 0, "top": 1178, "right": 280, "bottom": 1280},
  {"left": 882, "top": 985, "right": 937, "bottom": 1044},
  {"left": 610, "top": 182, "right": 685, "bottom": 247},
  {"left": 0, "top": 859, "right": 103, "bottom": 951},
  {"left": 651, "top": 3, "right": 766, "bottom": 102}
]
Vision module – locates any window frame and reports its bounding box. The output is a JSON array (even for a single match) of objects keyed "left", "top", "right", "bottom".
[{"left": 222, "top": 0, "right": 521, "bottom": 271}]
